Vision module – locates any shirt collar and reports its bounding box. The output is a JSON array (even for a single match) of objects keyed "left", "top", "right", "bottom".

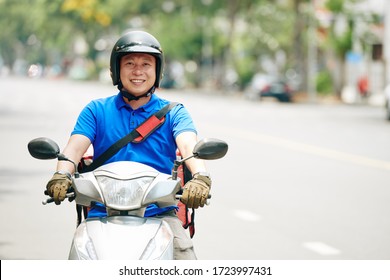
[{"left": 115, "top": 92, "right": 158, "bottom": 113}]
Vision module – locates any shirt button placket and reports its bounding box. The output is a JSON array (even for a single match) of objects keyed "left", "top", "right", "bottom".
[{"left": 130, "top": 111, "right": 135, "bottom": 129}]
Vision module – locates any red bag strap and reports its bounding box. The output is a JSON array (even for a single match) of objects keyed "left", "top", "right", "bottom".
[
  {"left": 133, "top": 115, "right": 166, "bottom": 143},
  {"left": 133, "top": 102, "right": 179, "bottom": 143}
]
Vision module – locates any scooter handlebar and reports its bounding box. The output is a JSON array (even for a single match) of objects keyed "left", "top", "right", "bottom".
[
  {"left": 42, "top": 193, "right": 212, "bottom": 205},
  {"left": 175, "top": 194, "right": 212, "bottom": 199},
  {"left": 42, "top": 192, "right": 75, "bottom": 205},
  {"left": 175, "top": 194, "right": 212, "bottom": 206}
]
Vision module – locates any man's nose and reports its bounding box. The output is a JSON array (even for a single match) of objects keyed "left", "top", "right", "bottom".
[{"left": 132, "top": 64, "right": 143, "bottom": 74}]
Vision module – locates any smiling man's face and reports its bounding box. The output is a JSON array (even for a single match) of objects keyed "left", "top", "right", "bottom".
[{"left": 119, "top": 53, "right": 156, "bottom": 96}]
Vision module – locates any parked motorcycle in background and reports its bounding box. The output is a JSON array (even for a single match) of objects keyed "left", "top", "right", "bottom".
[{"left": 28, "top": 137, "right": 228, "bottom": 260}]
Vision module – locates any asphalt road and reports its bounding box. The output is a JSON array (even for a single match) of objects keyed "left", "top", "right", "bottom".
[{"left": 1, "top": 76, "right": 390, "bottom": 260}]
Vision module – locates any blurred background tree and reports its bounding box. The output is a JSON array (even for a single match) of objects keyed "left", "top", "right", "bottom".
[{"left": 0, "top": 0, "right": 383, "bottom": 97}]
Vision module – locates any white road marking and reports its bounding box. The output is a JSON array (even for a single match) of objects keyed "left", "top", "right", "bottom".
[
  {"left": 233, "top": 209, "right": 261, "bottom": 222},
  {"left": 303, "top": 242, "right": 341, "bottom": 256}
]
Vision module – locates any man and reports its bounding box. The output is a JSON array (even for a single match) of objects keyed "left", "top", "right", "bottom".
[{"left": 46, "top": 30, "right": 211, "bottom": 260}]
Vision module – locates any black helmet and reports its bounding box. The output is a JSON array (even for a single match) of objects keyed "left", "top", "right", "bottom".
[{"left": 110, "top": 31, "right": 164, "bottom": 87}]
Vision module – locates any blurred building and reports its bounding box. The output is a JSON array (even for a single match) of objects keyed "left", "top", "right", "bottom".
[{"left": 313, "top": 0, "right": 386, "bottom": 104}]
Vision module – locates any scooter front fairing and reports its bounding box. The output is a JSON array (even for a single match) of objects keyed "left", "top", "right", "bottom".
[{"left": 68, "top": 215, "right": 174, "bottom": 260}]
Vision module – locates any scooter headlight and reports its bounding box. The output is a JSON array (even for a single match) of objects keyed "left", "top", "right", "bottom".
[
  {"left": 96, "top": 176, "right": 154, "bottom": 210},
  {"left": 140, "top": 222, "right": 174, "bottom": 260}
]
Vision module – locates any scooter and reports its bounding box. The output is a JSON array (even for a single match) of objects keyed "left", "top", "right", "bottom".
[{"left": 27, "top": 137, "right": 228, "bottom": 260}]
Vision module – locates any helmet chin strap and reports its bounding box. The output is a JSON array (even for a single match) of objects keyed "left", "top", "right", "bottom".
[{"left": 118, "top": 83, "right": 156, "bottom": 102}]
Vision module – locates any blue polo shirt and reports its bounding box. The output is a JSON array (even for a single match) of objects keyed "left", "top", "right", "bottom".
[{"left": 72, "top": 92, "right": 197, "bottom": 217}]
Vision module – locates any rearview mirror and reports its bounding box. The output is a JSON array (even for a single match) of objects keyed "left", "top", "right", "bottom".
[
  {"left": 193, "top": 138, "right": 228, "bottom": 160},
  {"left": 27, "top": 137, "right": 60, "bottom": 160}
]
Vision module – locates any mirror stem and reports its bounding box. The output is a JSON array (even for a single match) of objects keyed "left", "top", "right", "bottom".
[
  {"left": 172, "top": 154, "right": 195, "bottom": 180},
  {"left": 172, "top": 160, "right": 181, "bottom": 180},
  {"left": 58, "top": 153, "right": 80, "bottom": 178}
]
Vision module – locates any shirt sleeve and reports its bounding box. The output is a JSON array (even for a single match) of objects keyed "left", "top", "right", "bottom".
[
  {"left": 170, "top": 104, "right": 197, "bottom": 139},
  {"left": 71, "top": 101, "right": 97, "bottom": 143}
]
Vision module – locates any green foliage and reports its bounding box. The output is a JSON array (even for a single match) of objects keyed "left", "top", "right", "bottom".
[
  {"left": 325, "top": 0, "right": 344, "bottom": 13},
  {"left": 324, "top": 0, "right": 355, "bottom": 59},
  {"left": 316, "top": 70, "right": 334, "bottom": 95},
  {"left": 0, "top": 0, "right": 381, "bottom": 92}
]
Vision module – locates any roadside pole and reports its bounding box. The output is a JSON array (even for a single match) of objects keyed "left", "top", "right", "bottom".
[
  {"left": 385, "top": 0, "right": 390, "bottom": 85},
  {"left": 307, "top": 0, "right": 317, "bottom": 104}
]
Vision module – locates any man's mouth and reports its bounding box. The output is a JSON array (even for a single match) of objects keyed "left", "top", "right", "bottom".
[{"left": 131, "top": 79, "right": 145, "bottom": 84}]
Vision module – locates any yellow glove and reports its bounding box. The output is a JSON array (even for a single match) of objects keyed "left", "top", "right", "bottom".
[
  {"left": 46, "top": 172, "right": 72, "bottom": 205},
  {"left": 181, "top": 173, "right": 211, "bottom": 209}
]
